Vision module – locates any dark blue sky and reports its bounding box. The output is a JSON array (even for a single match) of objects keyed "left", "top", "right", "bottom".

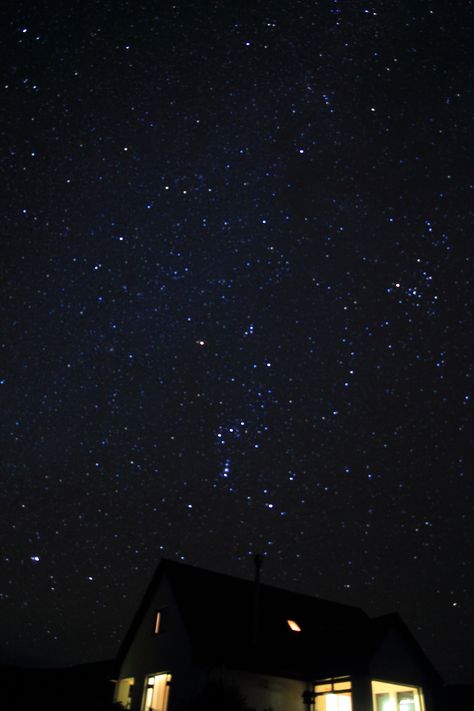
[{"left": 1, "top": 0, "right": 472, "bottom": 683}]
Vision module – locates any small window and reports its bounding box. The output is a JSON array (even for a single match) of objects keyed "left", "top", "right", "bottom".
[
  {"left": 154, "top": 609, "right": 164, "bottom": 634},
  {"left": 287, "top": 619, "right": 302, "bottom": 632}
]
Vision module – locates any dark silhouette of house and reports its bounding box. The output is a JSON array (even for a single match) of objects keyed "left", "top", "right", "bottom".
[{"left": 113, "top": 558, "right": 441, "bottom": 711}]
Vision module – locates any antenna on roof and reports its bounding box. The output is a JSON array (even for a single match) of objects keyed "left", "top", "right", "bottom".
[{"left": 252, "top": 554, "right": 264, "bottom": 646}]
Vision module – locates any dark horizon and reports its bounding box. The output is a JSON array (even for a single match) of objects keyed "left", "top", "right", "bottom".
[{"left": 1, "top": 0, "right": 472, "bottom": 686}]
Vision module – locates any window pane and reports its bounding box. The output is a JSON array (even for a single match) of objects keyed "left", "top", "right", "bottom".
[
  {"left": 315, "top": 684, "right": 332, "bottom": 693},
  {"left": 397, "top": 691, "right": 415, "bottom": 711},
  {"left": 334, "top": 681, "right": 351, "bottom": 691},
  {"left": 315, "top": 692, "right": 352, "bottom": 711},
  {"left": 376, "top": 693, "right": 392, "bottom": 711}
]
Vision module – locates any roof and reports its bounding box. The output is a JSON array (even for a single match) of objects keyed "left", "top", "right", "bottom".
[
  {"left": 115, "top": 559, "right": 438, "bottom": 682},
  {"left": 370, "top": 613, "right": 442, "bottom": 684},
  {"left": 116, "top": 559, "right": 370, "bottom": 678}
]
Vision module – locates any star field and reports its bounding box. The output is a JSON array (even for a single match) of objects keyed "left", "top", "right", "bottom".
[{"left": 1, "top": 0, "right": 473, "bottom": 683}]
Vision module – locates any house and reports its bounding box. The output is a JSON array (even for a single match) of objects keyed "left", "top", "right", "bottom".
[{"left": 113, "top": 558, "right": 441, "bottom": 711}]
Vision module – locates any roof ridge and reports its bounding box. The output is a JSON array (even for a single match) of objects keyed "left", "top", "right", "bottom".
[{"left": 160, "top": 557, "right": 366, "bottom": 614}]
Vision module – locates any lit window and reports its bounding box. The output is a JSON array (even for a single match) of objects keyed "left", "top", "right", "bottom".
[
  {"left": 143, "top": 673, "right": 171, "bottom": 711},
  {"left": 154, "top": 610, "right": 162, "bottom": 634},
  {"left": 372, "top": 680, "right": 425, "bottom": 711},
  {"left": 115, "top": 677, "right": 134, "bottom": 710},
  {"left": 287, "top": 619, "right": 302, "bottom": 632},
  {"left": 315, "top": 678, "right": 352, "bottom": 711}
]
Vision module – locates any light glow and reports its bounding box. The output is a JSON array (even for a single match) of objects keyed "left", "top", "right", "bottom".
[
  {"left": 115, "top": 677, "right": 134, "bottom": 710},
  {"left": 287, "top": 619, "right": 301, "bottom": 632},
  {"left": 154, "top": 611, "right": 161, "bottom": 634},
  {"left": 326, "top": 693, "right": 352, "bottom": 711},
  {"left": 372, "top": 680, "right": 424, "bottom": 711},
  {"left": 143, "top": 673, "right": 171, "bottom": 711}
]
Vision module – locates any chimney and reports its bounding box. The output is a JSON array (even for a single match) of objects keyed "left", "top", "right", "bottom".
[{"left": 251, "top": 554, "right": 264, "bottom": 646}]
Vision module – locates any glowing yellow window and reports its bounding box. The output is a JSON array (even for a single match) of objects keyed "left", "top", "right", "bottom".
[
  {"left": 153, "top": 607, "right": 168, "bottom": 634},
  {"left": 315, "top": 678, "right": 352, "bottom": 711},
  {"left": 372, "top": 680, "right": 425, "bottom": 711},
  {"left": 287, "top": 619, "right": 302, "bottom": 632},
  {"left": 154, "top": 610, "right": 162, "bottom": 634},
  {"left": 115, "top": 677, "right": 134, "bottom": 710},
  {"left": 143, "top": 672, "right": 171, "bottom": 711}
]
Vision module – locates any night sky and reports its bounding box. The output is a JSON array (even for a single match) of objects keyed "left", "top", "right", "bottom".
[{"left": 1, "top": 0, "right": 472, "bottom": 684}]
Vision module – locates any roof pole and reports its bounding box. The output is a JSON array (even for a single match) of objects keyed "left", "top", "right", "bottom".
[{"left": 252, "top": 554, "right": 264, "bottom": 646}]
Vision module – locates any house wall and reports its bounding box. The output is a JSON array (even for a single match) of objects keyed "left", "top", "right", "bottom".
[
  {"left": 218, "top": 667, "right": 307, "bottom": 711},
  {"left": 115, "top": 575, "right": 204, "bottom": 711},
  {"left": 351, "top": 674, "right": 375, "bottom": 711}
]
